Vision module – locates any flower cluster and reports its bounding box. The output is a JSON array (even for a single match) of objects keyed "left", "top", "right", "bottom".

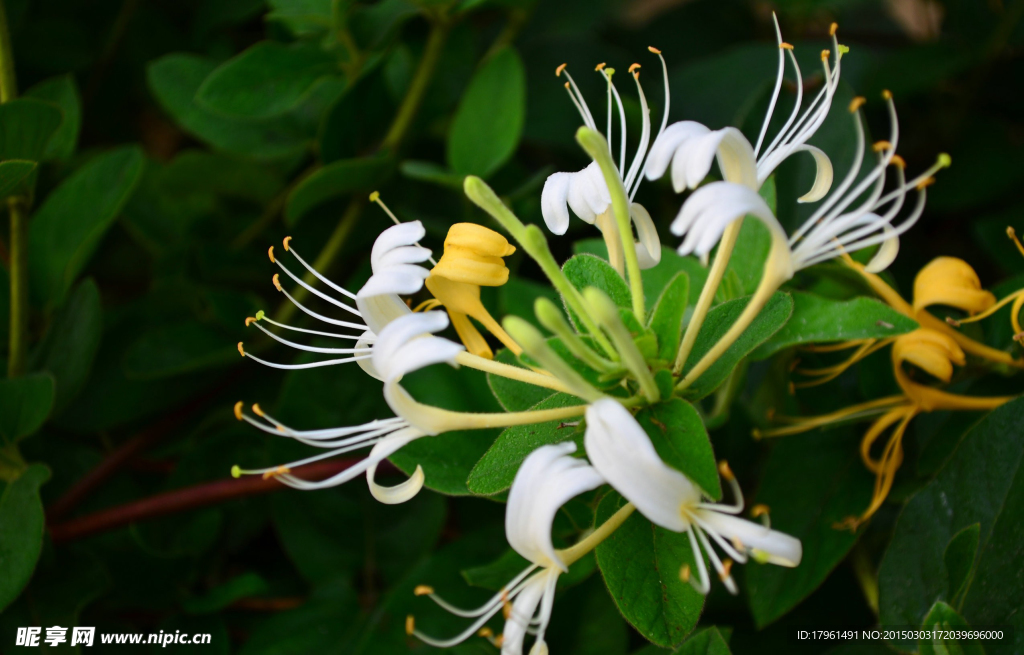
[{"left": 229, "top": 17, "right": 1011, "bottom": 653}]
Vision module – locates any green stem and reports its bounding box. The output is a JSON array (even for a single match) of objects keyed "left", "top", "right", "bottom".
[
  {"left": 673, "top": 220, "right": 743, "bottom": 374},
  {"left": 454, "top": 351, "right": 574, "bottom": 394},
  {"left": 6, "top": 198, "right": 27, "bottom": 377},
  {"left": 558, "top": 502, "right": 635, "bottom": 567},
  {"left": 584, "top": 287, "right": 659, "bottom": 403},
  {"left": 0, "top": 0, "right": 16, "bottom": 103},
  {"left": 381, "top": 21, "right": 449, "bottom": 151},
  {"left": 576, "top": 128, "right": 645, "bottom": 318}
]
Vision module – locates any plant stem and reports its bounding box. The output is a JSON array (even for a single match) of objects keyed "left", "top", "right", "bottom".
[
  {"left": 454, "top": 351, "right": 572, "bottom": 394},
  {"left": 381, "top": 21, "right": 449, "bottom": 152},
  {"left": 0, "top": 2, "right": 24, "bottom": 378},
  {"left": 673, "top": 220, "right": 743, "bottom": 374},
  {"left": 558, "top": 502, "right": 635, "bottom": 566},
  {"left": 0, "top": 0, "right": 16, "bottom": 103}
]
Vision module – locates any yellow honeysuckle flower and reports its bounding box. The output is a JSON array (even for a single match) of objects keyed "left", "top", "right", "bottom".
[
  {"left": 425, "top": 222, "right": 522, "bottom": 359},
  {"left": 912, "top": 256, "right": 995, "bottom": 315}
]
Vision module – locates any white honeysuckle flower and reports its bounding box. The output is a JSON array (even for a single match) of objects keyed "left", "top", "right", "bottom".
[
  {"left": 645, "top": 16, "right": 838, "bottom": 200},
  {"left": 540, "top": 51, "right": 671, "bottom": 270},
  {"left": 584, "top": 399, "right": 801, "bottom": 594},
  {"left": 232, "top": 311, "right": 465, "bottom": 504},
  {"left": 239, "top": 221, "right": 434, "bottom": 381},
  {"left": 411, "top": 442, "right": 603, "bottom": 655}
]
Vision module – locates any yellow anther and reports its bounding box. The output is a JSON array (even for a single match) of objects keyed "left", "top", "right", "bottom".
[
  {"left": 267, "top": 246, "right": 275, "bottom": 263},
  {"left": 873, "top": 140, "right": 892, "bottom": 152},
  {"left": 405, "top": 615, "right": 415, "bottom": 636},
  {"left": 849, "top": 96, "right": 867, "bottom": 112},
  {"left": 237, "top": 342, "right": 245, "bottom": 357},
  {"left": 368, "top": 190, "right": 380, "bottom": 202},
  {"left": 555, "top": 63, "right": 567, "bottom": 77},
  {"left": 413, "top": 585, "right": 434, "bottom": 596},
  {"left": 564, "top": 81, "right": 570, "bottom": 90},
  {"left": 732, "top": 537, "right": 745, "bottom": 551},
  {"left": 751, "top": 428, "right": 763, "bottom": 440},
  {"left": 231, "top": 465, "right": 241, "bottom": 479},
  {"left": 252, "top": 403, "right": 264, "bottom": 417},
  {"left": 780, "top": 42, "right": 794, "bottom": 50},
  {"left": 262, "top": 466, "right": 290, "bottom": 480},
  {"left": 945, "top": 316, "right": 962, "bottom": 327},
  {"left": 719, "top": 559, "right": 734, "bottom": 581},
  {"left": 283, "top": 236, "right": 292, "bottom": 251},
  {"left": 679, "top": 564, "right": 691, "bottom": 582},
  {"left": 502, "top": 601, "right": 512, "bottom": 620},
  {"left": 628, "top": 63, "right": 641, "bottom": 73},
  {"left": 233, "top": 401, "right": 244, "bottom": 420},
  {"left": 272, "top": 274, "right": 282, "bottom": 291},
  {"left": 1007, "top": 226, "right": 1024, "bottom": 257},
  {"left": 493, "top": 635, "right": 504, "bottom": 648},
  {"left": 245, "top": 316, "right": 257, "bottom": 326},
  {"left": 595, "top": 62, "right": 606, "bottom": 71},
  {"left": 821, "top": 49, "right": 831, "bottom": 61},
  {"left": 1015, "top": 332, "right": 1024, "bottom": 343},
  {"left": 478, "top": 628, "right": 494, "bottom": 638},
  {"left": 882, "top": 89, "right": 893, "bottom": 100},
  {"left": 788, "top": 358, "right": 801, "bottom": 372},
  {"left": 751, "top": 504, "right": 770, "bottom": 517},
  {"left": 718, "top": 460, "right": 735, "bottom": 481},
  {"left": 648, "top": 46, "right": 661, "bottom": 54},
  {"left": 916, "top": 176, "right": 936, "bottom": 190},
  {"left": 830, "top": 22, "right": 838, "bottom": 36},
  {"left": 890, "top": 155, "right": 906, "bottom": 168}
]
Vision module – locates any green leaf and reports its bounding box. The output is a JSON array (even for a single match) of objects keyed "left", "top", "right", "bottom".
[
  {"left": 182, "top": 573, "right": 270, "bottom": 614},
  {"left": 28, "top": 145, "right": 144, "bottom": 306},
  {"left": 945, "top": 523, "right": 980, "bottom": 606},
  {"left": 122, "top": 322, "right": 237, "bottom": 380},
  {"left": 147, "top": 54, "right": 310, "bottom": 160},
  {"left": 746, "top": 430, "right": 873, "bottom": 627},
  {"left": 676, "top": 627, "right": 733, "bottom": 655},
  {"left": 0, "top": 375, "right": 55, "bottom": 444},
  {"left": 238, "top": 585, "right": 358, "bottom": 655},
  {"left": 723, "top": 217, "right": 772, "bottom": 297},
  {"left": 636, "top": 398, "right": 721, "bottom": 500},
  {"left": 24, "top": 74, "right": 81, "bottom": 160},
  {"left": 563, "top": 253, "right": 631, "bottom": 310},
  {"left": 266, "top": 0, "right": 333, "bottom": 36},
  {"left": 487, "top": 348, "right": 556, "bottom": 412},
  {"left": 447, "top": 46, "right": 525, "bottom": 177},
  {"left": 919, "top": 601, "right": 984, "bottom": 655},
  {"left": 498, "top": 275, "right": 561, "bottom": 331},
  {"left": 751, "top": 292, "right": 918, "bottom": 360},
  {"left": 680, "top": 292, "right": 793, "bottom": 400},
  {"left": 162, "top": 150, "right": 285, "bottom": 205},
  {"left": 0, "top": 464, "right": 50, "bottom": 612},
  {"left": 0, "top": 160, "right": 37, "bottom": 199},
  {"left": 594, "top": 491, "right": 705, "bottom": 648},
  {"left": 196, "top": 41, "right": 339, "bottom": 119},
  {"left": 0, "top": 98, "right": 63, "bottom": 161},
  {"left": 39, "top": 278, "right": 102, "bottom": 414},
  {"left": 399, "top": 160, "right": 463, "bottom": 188},
  {"left": 648, "top": 272, "right": 690, "bottom": 362},
  {"left": 468, "top": 393, "right": 583, "bottom": 496},
  {"left": 462, "top": 548, "right": 530, "bottom": 590},
  {"left": 284, "top": 155, "right": 394, "bottom": 225},
  {"left": 879, "top": 397, "right": 1024, "bottom": 655}
]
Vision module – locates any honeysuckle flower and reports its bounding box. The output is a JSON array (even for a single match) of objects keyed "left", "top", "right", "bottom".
[
  {"left": 409, "top": 442, "right": 604, "bottom": 654},
  {"left": 912, "top": 256, "right": 996, "bottom": 315},
  {"left": 424, "top": 222, "right": 522, "bottom": 359},
  {"left": 541, "top": 51, "right": 669, "bottom": 272},
  {"left": 584, "top": 398, "right": 801, "bottom": 594}
]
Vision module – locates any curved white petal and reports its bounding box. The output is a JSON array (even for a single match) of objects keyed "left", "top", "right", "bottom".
[
  {"left": 630, "top": 202, "right": 662, "bottom": 269},
  {"left": 357, "top": 266, "right": 429, "bottom": 298},
  {"left": 671, "top": 181, "right": 786, "bottom": 258},
  {"left": 355, "top": 330, "right": 383, "bottom": 380},
  {"left": 584, "top": 399, "right": 699, "bottom": 532},
  {"left": 714, "top": 127, "right": 758, "bottom": 189},
  {"left": 645, "top": 121, "right": 711, "bottom": 185},
  {"left": 864, "top": 224, "right": 899, "bottom": 273},
  {"left": 788, "top": 145, "right": 834, "bottom": 203},
  {"left": 375, "top": 244, "right": 433, "bottom": 269},
  {"left": 501, "top": 571, "right": 553, "bottom": 655},
  {"left": 355, "top": 294, "right": 410, "bottom": 336},
  {"left": 541, "top": 173, "right": 572, "bottom": 235},
  {"left": 372, "top": 311, "right": 463, "bottom": 382},
  {"left": 696, "top": 511, "right": 802, "bottom": 567},
  {"left": 506, "top": 442, "right": 604, "bottom": 571},
  {"left": 366, "top": 427, "right": 427, "bottom": 504},
  {"left": 370, "top": 221, "right": 427, "bottom": 271}
]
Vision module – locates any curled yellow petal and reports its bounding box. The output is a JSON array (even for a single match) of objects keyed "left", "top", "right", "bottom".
[{"left": 912, "top": 256, "right": 995, "bottom": 315}]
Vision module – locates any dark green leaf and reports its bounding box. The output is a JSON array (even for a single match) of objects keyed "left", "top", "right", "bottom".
[
  {"left": 28, "top": 145, "right": 144, "bottom": 306},
  {"left": 919, "top": 601, "right": 984, "bottom": 655},
  {"left": 0, "top": 464, "right": 50, "bottom": 612},
  {"left": 677, "top": 627, "right": 733, "bottom": 655},
  {"left": 468, "top": 393, "right": 583, "bottom": 496},
  {"left": 197, "top": 41, "right": 339, "bottom": 119},
  {"left": 945, "top": 523, "right": 980, "bottom": 607},
  {"left": 399, "top": 160, "right": 463, "bottom": 188},
  {"left": 24, "top": 74, "right": 81, "bottom": 160},
  {"left": 746, "top": 430, "right": 873, "bottom": 627},
  {"left": 39, "top": 278, "right": 102, "bottom": 413},
  {"left": 266, "top": 0, "right": 333, "bottom": 36},
  {"left": 285, "top": 155, "right": 394, "bottom": 225},
  {"left": 723, "top": 218, "right": 771, "bottom": 298},
  {"left": 879, "top": 397, "right": 1024, "bottom": 654},
  {"left": 680, "top": 292, "right": 793, "bottom": 400},
  {"left": 163, "top": 150, "right": 285, "bottom": 205},
  {"left": 0, "top": 98, "right": 62, "bottom": 161},
  {"left": 751, "top": 292, "right": 918, "bottom": 360},
  {"left": 648, "top": 272, "right": 690, "bottom": 361},
  {"left": 147, "top": 54, "right": 310, "bottom": 160},
  {"left": 182, "top": 573, "right": 269, "bottom": 614},
  {"left": 462, "top": 548, "right": 530, "bottom": 590},
  {"left": 122, "top": 322, "right": 236, "bottom": 380},
  {"left": 563, "top": 253, "right": 631, "bottom": 310},
  {"left": 487, "top": 348, "right": 556, "bottom": 412},
  {"left": 636, "top": 398, "right": 720, "bottom": 500},
  {"left": 447, "top": 47, "right": 525, "bottom": 177},
  {"left": 0, "top": 375, "right": 55, "bottom": 444},
  {"left": 0, "top": 160, "right": 37, "bottom": 200},
  {"left": 594, "top": 491, "right": 705, "bottom": 648},
  {"left": 238, "top": 585, "right": 358, "bottom": 655}
]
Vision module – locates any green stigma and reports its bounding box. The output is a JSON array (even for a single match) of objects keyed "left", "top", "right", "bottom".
[
  {"left": 231, "top": 465, "right": 241, "bottom": 479},
  {"left": 255, "top": 310, "right": 265, "bottom": 321}
]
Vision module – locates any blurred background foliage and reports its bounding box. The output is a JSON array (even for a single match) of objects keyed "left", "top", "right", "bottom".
[{"left": 0, "top": 0, "right": 1022, "bottom": 652}]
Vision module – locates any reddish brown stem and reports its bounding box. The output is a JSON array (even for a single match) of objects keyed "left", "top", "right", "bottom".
[{"left": 48, "top": 458, "right": 384, "bottom": 543}]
